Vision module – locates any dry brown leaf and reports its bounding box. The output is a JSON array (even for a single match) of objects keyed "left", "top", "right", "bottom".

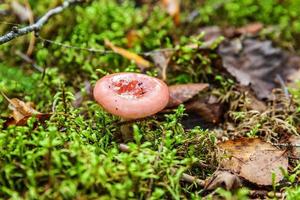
[
  {"left": 204, "top": 170, "right": 241, "bottom": 190},
  {"left": 245, "top": 90, "right": 267, "bottom": 112},
  {"left": 148, "top": 50, "right": 173, "bottom": 81},
  {"left": 104, "top": 39, "right": 151, "bottom": 69},
  {"left": 218, "top": 138, "right": 288, "bottom": 185},
  {"left": 126, "top": 30, "right": 139, "bottom": 48},
  {"left": 218, "top": 38, "right": 300, "bottom": 99},
  {"left": 185, "top": 95, "right": 223, "bottom": 124},
  {"left": 161, "top": 0, "right": 180, "bottom": 25},
  {"left": 167, "top": 83, "right": 209, "bottom": 108},
  {"left": 1, "top": 92, "right": 50, "bottom": 126},
  {"left": 236, "top": 23, "right": 263, "bottom": 35}
]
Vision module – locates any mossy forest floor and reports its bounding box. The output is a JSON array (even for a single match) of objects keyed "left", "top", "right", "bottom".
[{"left": 0, "top": 0, "right": 300, "bottom": 199}]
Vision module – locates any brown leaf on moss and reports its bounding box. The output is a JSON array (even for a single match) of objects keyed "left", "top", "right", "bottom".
[
  {"left": 185, "top": 95, "right": 223, "bottom": 124},
  {"left": 1, "top": 92, "right": 50, "bottom": 126},
  {"left": 218, "top": 138, "right": 288, "bottom": 186},
  {"left": 218, "top": 38, "right": 300, "bottom": 99},
  {"left": 126, "top": 30, "right": 140, "bottom": 48},
  {"left": 167, "top": 83, "right": 209, "bottom": 108},
  {"left": 148, "top": 50, "right": 173, "bottom": 81},
  {"left": 104, "top": 39, "right": 151, "bottom": 69},
  {"left": 235, "top": 23, "right": 263, "bottom": 35},
  {"left": 205, "top": 170, "right": 241, "bottom": 190}
]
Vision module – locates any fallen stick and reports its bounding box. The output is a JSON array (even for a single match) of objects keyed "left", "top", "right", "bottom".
[{"left": 0, "top": 0, "right": 82, "bottom": 45}]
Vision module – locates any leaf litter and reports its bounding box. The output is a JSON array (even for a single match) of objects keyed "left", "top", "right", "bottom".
[
  {"left": 218, "top": 38, "right": 300, "bottom": 99},
  {"left": 218, "top": 138, "right": 288, "bottom": 186},
  {"left": 1, "top": 92, "right": 50, "bottom": 126}
]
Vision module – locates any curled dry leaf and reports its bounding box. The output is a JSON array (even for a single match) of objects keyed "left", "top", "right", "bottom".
[
  {"left": 104, "top": 39, "right": 151, "bottom": 70},
  {"left": 148, "top": 50, "right": 173, "bottom": 81},
  {"left": 218, "top": 138, "right": 288, "bottom": 186},
  {"left": 204, "top": 170, "right": 241, "bottom": 190},
  {"left": 167, "top": 83, "right": 209, "bottom": 108},
  {"left": 185, "top": 95, "right": 223, "bottom": 124},
  {"left": 218, "top": 38, "right": 300, "bottom": 99},
  {"left": 1, "top": 92, "right": 50, "bottom": 126}
]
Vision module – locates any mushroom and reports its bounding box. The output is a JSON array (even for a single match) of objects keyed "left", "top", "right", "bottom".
[{"left": 93, "top": 72, "right": 169, "bottom": 140}]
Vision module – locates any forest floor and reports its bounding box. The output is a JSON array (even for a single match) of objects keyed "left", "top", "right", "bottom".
[{"left": 0, "top": 0, "right": 300, "bottom": 199}]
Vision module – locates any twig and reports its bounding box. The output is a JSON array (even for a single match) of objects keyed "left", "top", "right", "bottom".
[
  {"left": 118, "top": 143, "right": 205, "bottom": 187},
  {"left": 249, "top": 190, "right": 283, "bottom": 199},
  {"left": 272, "top": 143, "right": 300, "bottom": 147},
  {"left": 0, "top": 0, "right": 82, "bottom": 45},
  {"left": 15, "top": 50, "right": 44, "bottom": 72},
  {"left": 38, "top": 35, "right": 175, "bottom": 56}
]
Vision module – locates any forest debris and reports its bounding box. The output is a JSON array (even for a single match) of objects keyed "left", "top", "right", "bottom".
[
  {"left": 148, "top": 50, "right": 173, "bottom": 80},
  {"left": 167, "top": 83, "right": 209, "bottom": 108},
  {"left": 218, "top": 38, "right": 300, "bottom": 99},
  {"left": 288, "top": 135, "right": 300, "bottom": 158},
  {"left": 126, "top": 30, "right": 139, "bottom": 48},
  {"left": 185, "top": 95, "right": 223, "bottom": 124},
  {"left": 198, "top": 23, "right": 263, "bottom": 42},
  {"left": 204, "top": 170, "right": 241, "bottom": 190},
  {"left": 104, "top": 39, "right": 151, "bottom": 69},
  {"left": 197, "top": 26, "right": 222, "bottom": 43},
  {"left": 1, "top": 92, "right": 50, "bottom": 126},
  {"left": 11, "top": 1, "right": 31, "bottom": 22},
  {"left": 218, "top": 138, "right": 288, "bottom": 186},
  {"left": 235, "top": 23, "right": 263, "bottom": 35},
  {"left": 286, "top": 56, "right": 300, "bottom": 86},
  {"left": 242, "top": 88, "right": 267, "bottom": 112},
  {"left": 249, "top": 190, "right": 283, "bottom": 199},
  {"left": 161, "top": 0, "right": 180, "bottom": 25}
]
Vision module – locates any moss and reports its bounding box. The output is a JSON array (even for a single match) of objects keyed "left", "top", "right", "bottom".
[{"left": 0, "top": 0, "right": 299, "bottom": 199}]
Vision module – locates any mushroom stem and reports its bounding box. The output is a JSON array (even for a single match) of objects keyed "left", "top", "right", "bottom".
[{"left": 120, "top": 118, "right": 134, "bottom": 142}]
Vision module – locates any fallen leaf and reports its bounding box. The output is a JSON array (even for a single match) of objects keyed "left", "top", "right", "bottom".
[
  {"left": 218, "top": 138, "right": 288, "bottom": 185},
  {"left": 204, "top": 170, "right": 241, "bottom": 190},
  {"left": 167, "top": 83, "right": 209, "bottom": 107},
  {"left": 148, "top": 50, "right": 173, "bottom": 81},
  {"left": 245, "top": 90, "right": 267, "bottom": 112},
  {"left": 126, "top": 30, "right": 139, "bottom": 48},
  {"left": 185, "top": 95, "right": 223, "bottom": 124},
  {"left": 235, "top": 23, "right": 263, "bottom": 35},
  {"left": 104, "top": 39, "right": 151, "bottom": 69},
  {"left": 218, "top": 38, "right": 300, "bottom": 99},
  {"left": 197, "top": 26, "right": 223, "bottom": 43},
  {"left": 1, "top": 92, "right": 50, "bottom": 126},
  {"left": 161, "top": 0, "right": 180, "bottom": 25}
]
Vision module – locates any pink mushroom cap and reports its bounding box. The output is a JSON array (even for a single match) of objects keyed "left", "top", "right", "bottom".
[{"left": 93, "top": 72, "right": 169, "bottom": 119}]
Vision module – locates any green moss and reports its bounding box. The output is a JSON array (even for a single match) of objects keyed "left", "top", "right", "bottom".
[{"left": 0, "top": 0, "right": 299, "bottom": 198}]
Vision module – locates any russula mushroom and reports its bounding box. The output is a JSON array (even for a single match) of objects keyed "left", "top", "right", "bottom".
[{"left": 93, "top": 72, "right": 169, "bottom": 119}]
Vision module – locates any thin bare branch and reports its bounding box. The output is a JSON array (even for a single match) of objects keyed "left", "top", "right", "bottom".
[{"left": 0, "top": 0, "right": 82, "bottom": 45}]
